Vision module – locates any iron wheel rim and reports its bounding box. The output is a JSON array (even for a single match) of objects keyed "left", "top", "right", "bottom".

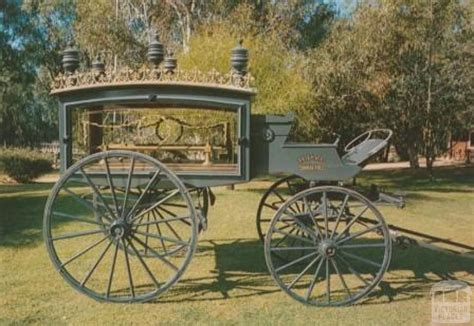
[{"left": 43, "top": 151, "right": 198, "bottom": 303}]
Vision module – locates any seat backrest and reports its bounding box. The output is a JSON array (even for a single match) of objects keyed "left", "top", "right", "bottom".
[{"left": 342, "top": 139, "right": 385, "bottom": 165}]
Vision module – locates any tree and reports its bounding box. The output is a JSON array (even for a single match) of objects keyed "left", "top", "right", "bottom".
[
  {"left": 306, "top": 0, "right": 473, "bottom": 172},
  {"left": 0, "top": 0, "right": 43, "bottom": 145},
  {"left": 177, "top": 3, "right": 313, "bottom": 125},
  {"left": 418, "top": 0, "right": 473, "bottom": 176}
]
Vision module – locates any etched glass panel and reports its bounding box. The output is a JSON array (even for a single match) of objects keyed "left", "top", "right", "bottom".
[{"left": 71, "top": 104, "right": 239, "bottom": 174}]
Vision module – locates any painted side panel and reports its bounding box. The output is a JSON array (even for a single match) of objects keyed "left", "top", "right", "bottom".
[{"left": 250, "top": 114, "right": 360, "bottom": 181}]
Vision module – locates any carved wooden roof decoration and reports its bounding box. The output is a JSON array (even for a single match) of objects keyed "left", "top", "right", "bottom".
[{"left": 51, "top": 36, "right": 254, "bottom": 95}]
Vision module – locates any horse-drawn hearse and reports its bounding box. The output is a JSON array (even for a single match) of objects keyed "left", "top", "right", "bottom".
[{"left": 44, "top": 36, "right": 467, "bottom": 306}]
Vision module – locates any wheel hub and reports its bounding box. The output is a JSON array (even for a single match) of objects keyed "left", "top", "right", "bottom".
[
  {"left": 109, "top": 221, "right": 130, "bottom": 239},
  {"left": 318, "top": 239, "right": 337, "bottom": 257}
]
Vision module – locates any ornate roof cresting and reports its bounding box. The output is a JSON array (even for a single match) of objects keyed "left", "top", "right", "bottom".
[
  {"left": 50, "top": 67, "right": 254, "bottom": 94},
  {"left": 51, "top": 35, "right": 254, "bottom": 94}
]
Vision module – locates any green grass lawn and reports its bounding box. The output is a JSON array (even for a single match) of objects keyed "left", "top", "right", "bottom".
[{"left": 0, "top": 166, "right": 473, "bottom": 325}]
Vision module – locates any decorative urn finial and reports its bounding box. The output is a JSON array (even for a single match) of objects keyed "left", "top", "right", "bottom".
[
  {"left": 164, "top": 51, "right": 177, "bottom": 74},
  {"left": 62, "top": 42, "right": 79, "bottom": 74},
  {"left": 147, "top": 33, "right": 164, "bottom": 69},
  {"left": 91, "top": 54, "right": 105, "bottom": 75},
  {"left": 231, "top": 39, "right": 248, "bottom": 76}
]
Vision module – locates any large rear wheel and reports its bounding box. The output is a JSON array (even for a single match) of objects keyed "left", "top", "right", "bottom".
[
  {"left": 44, "top": 151, "right": 198, "bottom": 303},
  {"left": 256, "top": 175, "right": 309, "bottom": 243}
]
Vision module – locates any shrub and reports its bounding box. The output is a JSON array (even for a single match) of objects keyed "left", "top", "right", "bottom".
[{"left": 0, "top": 147, "right": 53, "bottom": 183}]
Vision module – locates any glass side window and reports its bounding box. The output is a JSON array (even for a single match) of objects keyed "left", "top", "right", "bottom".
[{"left": 71, "top": 104, "right": 239, "bottom": 174}]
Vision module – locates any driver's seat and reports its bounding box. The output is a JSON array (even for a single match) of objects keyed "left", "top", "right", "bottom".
[{"left": 342, "top": 139, "right": 386, "bottom": 166}]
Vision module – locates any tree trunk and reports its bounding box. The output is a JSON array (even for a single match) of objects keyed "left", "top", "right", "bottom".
[
  {"left": 424, "top": 0, "right": 435, "bottom": 181},
  {"left": 408, "top": 144, "right": 419, "bottom": 169},
  {"left": 426, "top": 155, "right": 435, "bottom": 181}
]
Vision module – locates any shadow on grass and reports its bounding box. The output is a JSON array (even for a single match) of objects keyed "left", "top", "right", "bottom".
[
  {"left": 156, "top": 238, "right": 474, "bottom": 305},
  {"left": 0, "top": 183, "right": 54, "bottom": 247},
  {"left": 357, "top": 165, "right": 474, "bottom": 192}
]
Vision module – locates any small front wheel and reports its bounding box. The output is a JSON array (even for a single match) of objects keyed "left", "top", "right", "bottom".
[{"left": 264, "top": 186, "right": 391, "bottom": 306}]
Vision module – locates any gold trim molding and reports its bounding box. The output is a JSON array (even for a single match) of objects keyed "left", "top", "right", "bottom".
[{"left": 50, "top": 68, "right": 254, "bottom": 94}]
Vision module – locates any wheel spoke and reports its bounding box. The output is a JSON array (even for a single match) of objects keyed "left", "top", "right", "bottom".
[
  {"left": 336, "top": 255, "right": 370, "bottom": 286},
  {"left": 53, "top": 211, "right": 106, "bottom": 226},
  {"left": 79, "top": 168, "right": 117, "bottom": 220},
  {"left": 81, "top": 240, "right": 113, "bottom": 287},
  {"left": 160, "top": 202, "right": 188, "bottom": 209},
  {"left": 143, "top": 213, "right": 150, "bottom": 256},
  {"left": 271, "top": 246, "right": 319, "bottom": 252},
  {"left": 340, "top": 250, "right": 382, "bottom": 268},
  {"left": 122, "top": 238, "right": 135, "bottom": 298},
  {"left": 288, "top": 255, "right": 322, "bottom": 290},
  {"left": 326, "top": 258, "right": 331, "bottom": 304},
  {"left": 126, "top": 169, "right": 161, "bottom": 221},
  {"left": 330, "top": 257, "right": 352, "bottom": 298},
  {"left": 106, "top": 241, "right": 120, "bottom": 298},
  {"left": 134, "top": 230, "right": 188, "bottom": 246},
  {"left": 272, "top": 189, "right": 298, "bottom": 214},
  {"left": 63, "top": 188, "right": 112, "bottom": 222},
  {"left": 126, "top": 238, "right": 159, "bottom": 287},
  {"left": 135, "top": 215, "right": 190, "bottom": 226},
  {"left": 52, "top": 229, "right": 105, "bottom": 241},
  {"left": 330, "top": 194, "right": 349, "bottom": 239},
  {"left": 334, "top": 205, "right": 369, "bottom": 241},
  {"left": 60, "top": 236, "right": 109, "bottom": 268},
  {"left": 130, "top": 189, "right": 180, "bottom": 223},
  {"left": 273, "top": 228, "right": 315, "bottom": 245},
  {"left": 336, "top": 224, "right": 382, "bottom": 245},
  {"left": 339, "top": 243, "right": 385, "bottom": 249},
  {"left": 104, "top": 157, "right": 120, "bottom": 215},
  {"left": 282, "top": 210, "right": 319, "bottom": 241},
  {"left": 305, "top": 255, "right": 325, "bottom": 301},
  {"left": 273, "top": 226, "right": 296, "bottom": 248},
  {"left": 153, "top": 208, "right": 183, "bottom": 241},
  {"left": 151, "top": 211, "right": 168, "bottom": 255},
  {"left": 157, "top": 205, "right": 192, "bottom": 226},
  {"left": 289, "top": 183, "right": 302, "bottom": 212},
  {"left": 303, "top": 197, "right": 324, "bottom": 238},
  {"left": 131, "top": 235, "right": 179, "bottom": 272},
  {"left": 263, "top": 203, "right": 279, "bottom": 211},
  {"left": 121, "top": 157, "right": 135, "bottom": 219},
  {"left": 323, "top": 192, "right": 329, "bottom": 239},
  {"left": 275, "top": 251, "right": 318, "bottom": 273}
]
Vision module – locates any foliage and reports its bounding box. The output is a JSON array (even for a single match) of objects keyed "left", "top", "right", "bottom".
[
  {"left": 3, "top": 0, "right": 472, "bottom": 177},
  {"left": 0, "top": 0, "right": 72, "bottom": 146},
  {"left": 0, "top": 147, "right": 52, "bottom": 183},
  {"left": 0, "top": 0, "right": 39, "bottom": 146},
  {"left": 307, "top": 0, "right": 473, "bottom": 169},
  {"left": 177, "top": 4, "right": 314, "bottom": 136}
]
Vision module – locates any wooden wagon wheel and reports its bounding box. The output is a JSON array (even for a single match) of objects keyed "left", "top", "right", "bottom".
[
  {"left": 99, "top": 186, "right": 208, "bottom": 259},
  {"left": 264, "top": 186, "right": 391, "bottom": 306},
  {"left": 43, "top": 151, "right": 198, "bottom": 303},
  {"left": 256, "top": 175, "right": 309, "bottom": 243}
]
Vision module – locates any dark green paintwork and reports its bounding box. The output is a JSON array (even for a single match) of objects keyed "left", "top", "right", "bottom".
[
  {"left": 250, "top": 113, "right": 361, "bottom": 181},
  {"left": 55, "top": 82, "right": 362, "bottom": 187},
  {"left": 55, "top": 83, "right": 253, "bottom": 188}
]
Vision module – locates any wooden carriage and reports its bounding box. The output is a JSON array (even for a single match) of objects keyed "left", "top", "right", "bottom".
[{"left": 44, "top": 37, "right": 400, "bottom": 306}]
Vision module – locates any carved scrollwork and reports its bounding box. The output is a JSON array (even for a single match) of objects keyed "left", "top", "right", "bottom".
[{"left": 51, "top": 67, "right": 254, "bottom": 93}]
